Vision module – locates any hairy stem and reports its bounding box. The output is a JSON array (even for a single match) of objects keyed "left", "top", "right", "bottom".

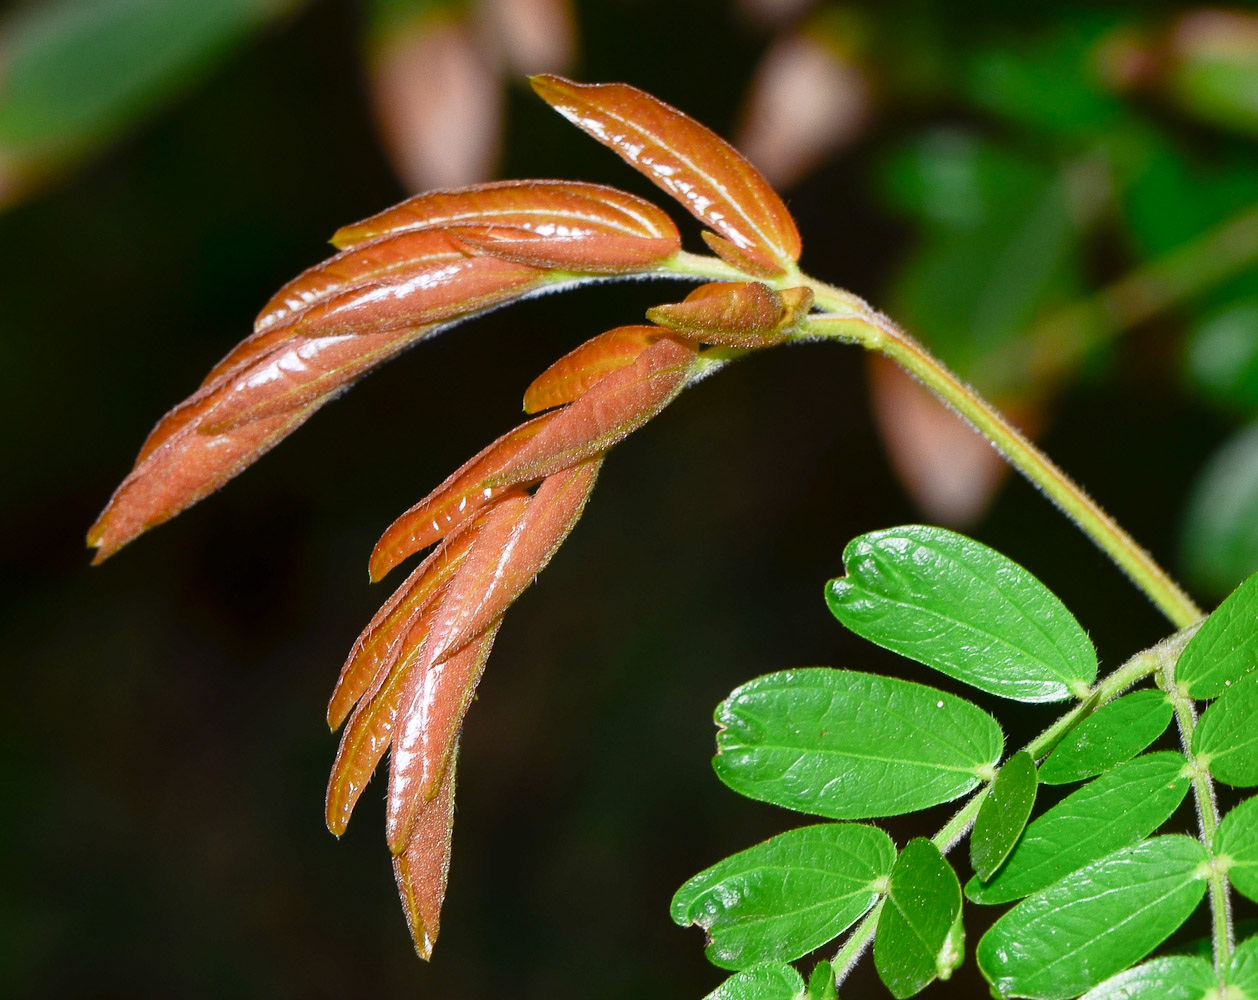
[{"left": 828, "top": 624, "right": 1198, "bottom": 985}]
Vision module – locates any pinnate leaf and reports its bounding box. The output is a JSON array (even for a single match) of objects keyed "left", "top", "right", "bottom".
[
  {"left": 874, "top": 838, "right": 963, "bottom": 999},
  {"left": 1195, "top": 670, "right": 1258, "bottom": 786},
  {"left": 1176, "top": 570, "right": 1258, "bottom": 698},
  {"left": 966, "top": 753, "right": 1190, "bottom": 905},
  {"left": 1038, "top": 690, "right": 1174, "bottom": 785},
  {"left": 702, "top": 963, "right": 807, "bottom": 1000},
  {"left": 825, "top": 526, "right": 1096, "bottom": 702},
  {"left": 1217, "top": 794, "right": 1258, "bottom": 904},
  {"left": 670, "top": 823, "right": 894, "bottom": 969},
  {"left": 971, "top": 751, "right": 1038, "bottom": 881},
  {"left": 646, "top": 282, "right": 814, "bottom": 348},
  {"left": 976, "top": 835, "right": 1208, "bottom": 1000},
  {"left": 713, "top": 669, "right": 1003, "bottom": 820},
  {"left": 523, "top": 326, "right": 661, "bottom": 414},
  {"left": 1078, "top": 956, "right": 1216, "bottom": 1000},
  {"left": 530, "top": 75, "right": 802, "bottom": 274}
]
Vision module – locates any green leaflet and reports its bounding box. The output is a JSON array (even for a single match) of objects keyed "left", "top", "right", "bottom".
[
  {"left": 1218, "top": 795, "right": 1258, "bottom": 905},
  {"left": 873, "top": 839, "right": 962, "bottom": 999},
  {"left": 1177, "top": 571, "right": 1258, "bottom": 698},
  {"left": 967, "top": 753, "right": 1190, "bottom": 905},
  {"left": 806, "top": 962, "right": 836, "bottom": 1000},
  {"left": 1230, "top": 936, "right": 1258, "bottom": 997},
  {"left": 1039, "top": 690, "right": 1174, "bottom": 785},
  {"left": 702, "top": 963, "right": 807, "bottom": 1000},
  {"left": 971, "top": 752, "right": 1038, "bottom": 881},
  {"left": 1077, "top": 956, "right": 1216, "bottom": 1000},
  {"left": 670, "top": 823, "right": 895, "bottom": 970},
  {"left": 1195, "top": 670, "right": 1258, "bottom": 786},
  {"left": 825, "top": 526, "right": 1096, "bottom": 702},
  {"left": 977, "top": 835, "right": 1209, "bottom": 1000},
  {"left": 713, "top": 669, "right": 1003, "bottom": 820}
]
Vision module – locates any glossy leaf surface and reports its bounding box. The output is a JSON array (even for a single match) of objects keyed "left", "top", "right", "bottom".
[
  {"left": 1176, "top": 570, "right": 1258, "bottom": 698},
  {"left": 702, "top": 963, "right": 807, "bottom": 1000},
  {"left": 523, "top": 326, "right": 660, "bottom": 414},
  {"left": 1038, "top": 690, "right": 1174, "bottom": 785},
  {"left": 1077, "top": 956, "right": 1215, "bottom": 1000},
  {"left": 670, "top": 823, "right": 894, "bottom": 969},
  {"left": 713, "top": 669, "right": 1003, "bottom": 820},
  {"left": 874, "top": 838, "right": 962, "bottom": 999},
  {"left": 646, "top": 282, "right": 813, "bottom": 348},
  {"left": 331, "top": 179, "right": 681, "bottom": 271},
  {"left": 976, "top": 836, "right": 1208, "bottom": 1000},
  {"left": 1195, "top": 670, "right": 1258, "bottom": 786},
  {"left": 1217, "top": 794, "right": 1258, "bottom": 904},
  {"left": 971, "top": 751, "right": 1038, "bottom": 881},
  {"left": 967, "top": 753, "right": 1190, "bottom": 905},
  {"left": 825, "top": 526, "right": 1096, "bottom": 702},
  {"left": 530, "top": 75, "right": 802, "bottom": 273},
  {"left": 392, "top": 743, "right": 458, "bottom": 960}
]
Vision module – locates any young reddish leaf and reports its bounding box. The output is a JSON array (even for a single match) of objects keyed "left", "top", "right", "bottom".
[
  {"left": 328, "top": 524, "right": 480, "bottom": 731},
  {"left": 523, "top": 325, "right": 661, "bottom": 414},
  {"left": 646, "top": 281, "right": 813, "bottom": 347},
  {"left": 700, "top": 230, "right": 789, "bottom": 279},
  {"left": 490, "top": 335, "right": 699, "bottom": 488},
  {"left": 369, "top": 412, "right": 562, "bottom": 582},
  {"left": 530, "top": 75, "right": 802, "bottom": 273},
  {"left": 333, "top": 179, "right": 680, "bottom": 272},
  {"left": 392, "top": 741, "right": 460, "bottom": 961}
]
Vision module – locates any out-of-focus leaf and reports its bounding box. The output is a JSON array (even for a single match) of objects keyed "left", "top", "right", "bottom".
[
  {"left": 530, "top": 75, "right": 802, "bottom": 275},
  {"left": 0, "top": 0, "right": 299, "bottom": 207},
  {"left": 967, "top": 753, "right": 1190, "bottom": 905},
  {"left": 670, "top": 823, "right": 894, "bottom": 969},
  {"left": 1217, "top": 795, "right": 1258, "bottom": 905},
  {"left": 1181, "top": 421, "right": 1258, "bottom": 596},
  {"left": 874, "top": 838, "right": 962, "bottom": 999},
  {"left": 1194, "top": 670, "right": 1258, "bottom": 787},
  {"left": 1185, "top": 299, "right": 1258, "bottom": 414},
  {"left": 1162, "top": 10, "right": 1258, "bottom": 138},
  {"left": 971, "top": 752, "right": 1038, "bottom": 881},
  {"left": 479, "top": 0, "right": 576, "bottom": 77},
  {"left": 825, "top": 525, "right": 1097, "bottom": 702},
  {"left": 702, "top": 963, "right": 807, "bottom": 1000},
  {"left": 976, "top": 835, "right": 1208, "bottom": 1000},
  {"left": 1176, "top": 570, "right": 1258, "bottom": 699},
  {"left": 713, "top": 668, "right": 1003, "bottom": 820},
  {"left": 1038, "top": 690, "right": 1174, "bottom": 785},
  {"left": 1078, "top": 956, "right": 1215, "bottom": 1000}
]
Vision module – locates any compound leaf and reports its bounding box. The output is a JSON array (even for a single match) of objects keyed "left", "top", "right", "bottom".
[
  {"left": 825, "top": 526, "right": 1096, "bottom": 702},
  {"left": 1195, "top": 670, "right": 1258, "bottom": 786},
  {"left": 977, "top": 835, "right": 1209, "bottom": 1000},
  {"left": 971, "top": 751, "right": 1038, "bottom": 881},
  {"left": 1039, "top": 690, "right": 1174, "bottom": 785},
  {"left": 1217, "top": 795, "right": 1258, "bottom": 904},
  {"left": 702, "top": 963, "right": 807, "bottom": 1000},
  {"left": 1078, "top": 956, "right": 1216, "bottom": 1000},
  {"left": 670, "top": 823, "right": 895, "bottom": 970},
  {"left": 874, "top": 838, "right": 963, "bottom": 999},
  {"left": 967, "top": 753, "right": 1190, "bottom": 905},
  {"left": 713, "top": 669, "right": 1003, "bottom": 820},
  {"left": 1177, "top": 571, "right": 1258, "bottom": 699}
]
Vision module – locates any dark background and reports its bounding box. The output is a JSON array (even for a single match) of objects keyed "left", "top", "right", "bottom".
[{"left": 1, "top": 1, "right": 1249, "bottom": 997}]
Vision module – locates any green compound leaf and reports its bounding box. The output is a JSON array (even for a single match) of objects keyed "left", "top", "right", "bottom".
[
  {"left": 1195, "top": 670, "right": 1258, "bottom": 786},
  {"left": 977, "top": 835, "right": 1209, "bottom": 1000},
  {"left": 825, "top": 526, "right": 1096, "bottom": 703},
  {"left": 1039, "top": 690, "right": 1174, "bottom": 785},
  {"left": 971, "top": 752, "right": 1038, "bottom": 881},
  {"left": 874, "top": 839, "right": 963, "bottom": 999},
  {"left": 713, "top": 669, "right": 1003, "bottom": 820},
  {"left": 806, "top": 961, "right": 836, "bottom": 1000},
  {"left": 1177, "top": 571, "right": 1258, "bottom": 699},
  {"left": 1230, "top": 936, "right": 1258, "bottom": 996},
  {"left": 702, "top": 963, "right": 807, "bottom": 1000},
  {"left": 1078, "top": 956, "right": 1216, "bottom": 1000},
  {"left": 670, "top": 823, "right": 895, "bottom": 970},
  {"left": 1217, "top": 795, "right": 1258, "bottom": 905},
  {"left": 967, "top": 753, "right": 1190, "bottom": 905}
]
